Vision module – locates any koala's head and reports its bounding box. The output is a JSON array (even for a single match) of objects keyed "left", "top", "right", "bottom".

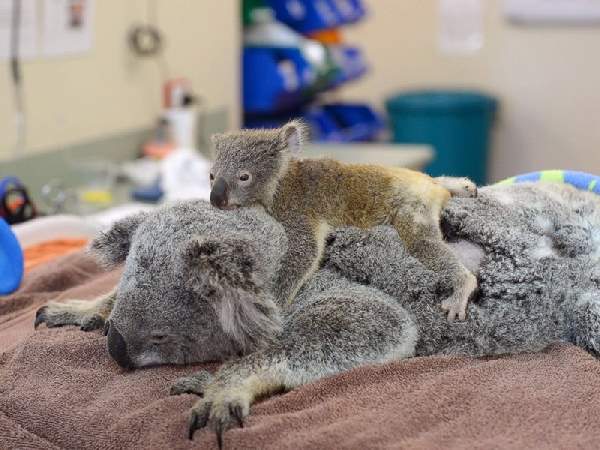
[
  {"left": 90, "top": 201, "right": 286, "bottom": 369},
  {"left": 209, "top": 120, "right": 306, "bottom": 210}
]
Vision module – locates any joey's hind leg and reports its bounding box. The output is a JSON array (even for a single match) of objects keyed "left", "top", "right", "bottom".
[
  {"left": 394, "top": 215, "right": 477, "bottom": 322},
  {"left": 274, "top": 219, "right": 328, "bottom": 304},
  {"left": 35, "top": 288, "right": 116, "bottom": 331}
]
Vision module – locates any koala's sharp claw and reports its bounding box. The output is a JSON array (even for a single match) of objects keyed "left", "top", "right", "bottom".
[
  {"left": 215, "top": 421, "right": 225, "bottom": 450},
  {"left": 34, "top": 306, "right": 47, "bottom": 329},
  {"left": 188, "top": 400, "right": 211, "bottom": 440},
  {"left": 188, "top": 410, "right": 198, "bottom": 440},
  {"left": 230, "top": 403, "right": 244, "bottom": 428}
]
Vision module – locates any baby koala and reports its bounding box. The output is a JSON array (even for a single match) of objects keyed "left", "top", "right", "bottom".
[{"left": 209, "top": 121, "right": 477, "bottom": 321}]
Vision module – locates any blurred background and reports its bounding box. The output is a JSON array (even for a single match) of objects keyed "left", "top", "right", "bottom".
[{"left": 1, "top": 0, "right": 600, "bottom": 294}]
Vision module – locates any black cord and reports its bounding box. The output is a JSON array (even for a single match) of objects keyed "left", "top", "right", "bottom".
[
  {"left": 10, "top": 0, "right": 21, "bottom": 86},
  {"left": 9, "top": 0, "right": 25, "bottom": 155}
]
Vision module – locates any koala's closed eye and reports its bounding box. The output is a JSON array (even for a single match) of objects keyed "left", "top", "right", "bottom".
[{"left": 150, "top": 334, "right": 170, "bottom": 345}]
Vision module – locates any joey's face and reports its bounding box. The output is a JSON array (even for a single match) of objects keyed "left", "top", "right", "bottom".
[
  {"left": 210, "top": 131, "right": 286, "bottom": 209},
  {"left": 209, "top": 121, "right": 305, "bottom": 209}
]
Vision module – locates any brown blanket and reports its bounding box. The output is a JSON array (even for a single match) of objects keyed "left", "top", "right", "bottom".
[{"left": 2, "top": 252, "right": 600, "bottom": 450}]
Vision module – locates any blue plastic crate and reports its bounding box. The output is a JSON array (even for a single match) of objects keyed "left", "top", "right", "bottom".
[
  {"left": 266, "top": 0, "right": 365, "bottom": 34},
  {"left": 306, "top": 103, "right": 384, "bottom": 142},
  {"left": 328, "top": 45, "right": 367, "bottom": 87},
  {"left": 243, "top": 46, "right": 316, "bottom": 114}
]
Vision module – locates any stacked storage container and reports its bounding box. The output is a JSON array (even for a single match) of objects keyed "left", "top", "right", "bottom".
[{"left": 242, "top": 0, "right": 383, "bottom": 142}]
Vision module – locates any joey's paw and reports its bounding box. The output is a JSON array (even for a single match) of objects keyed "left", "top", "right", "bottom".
[
  {"left": 440, "top": 296, "right": 468, "bottom": 322},
  {"left": 454, "top": 178, "right": 478, "bottom": 198},
  {"left": 34, "top": 301, "right": 100, "bottom": 331},
  {"left": 188, "top": 392, "right": 250, "bottom": 448},
  {"left": 170, "top": 370, "right": 213, "bottom": 396}
]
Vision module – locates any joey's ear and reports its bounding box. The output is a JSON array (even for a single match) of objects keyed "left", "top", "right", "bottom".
[
  {"left": 279, "top": 120, "right": 307, "bottom": 155},
  {"left": 89, "top": 212, "right": 148, "bottom": 268},
  {"left": 180, "top": 235, "right": 281, "bottom": 353}
]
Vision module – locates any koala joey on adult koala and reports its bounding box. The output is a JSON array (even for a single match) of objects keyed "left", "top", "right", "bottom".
[
  {"left": 34, "top": 185, "right": 600, "bottom": 448},
  {"left": 209, "top": 120, "right": 478, "bottom": 321}
]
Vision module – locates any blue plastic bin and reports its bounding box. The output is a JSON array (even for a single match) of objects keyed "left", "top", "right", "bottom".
[
  {"left": 243, "top": 46, "right": 315, "bottom": 114},
  {"left": 386, "top": 90, "right": 497, "bottom": 185},
  {"left": 266, "top": 0, "right": 366, "bottom": 34}
]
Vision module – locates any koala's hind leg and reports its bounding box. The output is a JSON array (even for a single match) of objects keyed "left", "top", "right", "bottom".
[
  {"left": 435, "top": 176, "right": 477, "bottom": 198},
  {"left": 567, "top": 292, "right": 600, "bottom": 355},
  {"left": 35, "top": 287, "right": 116, "bottom": 331},
  {"left": 187, "top": 292, "right": 417, "bottom": 446},
  {"left": 274, "top": 219, "right": 329, "bottom": 305},
  {"left": 393, "top": 212, "right": 477, "bottom": 322}
]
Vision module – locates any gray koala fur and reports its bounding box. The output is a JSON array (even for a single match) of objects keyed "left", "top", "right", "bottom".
[{"left": 36, "top": 182, "right": 600, "bottom": 447}]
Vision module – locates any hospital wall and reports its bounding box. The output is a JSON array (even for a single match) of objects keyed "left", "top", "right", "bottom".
[
  {"left": 340, "top": 0, "right": 600, "bottom": 181},
  {"left": 0, "top": 0, "right": 240, "bottom": 161}
]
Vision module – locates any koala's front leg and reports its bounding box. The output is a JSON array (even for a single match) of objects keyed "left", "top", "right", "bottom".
[
  {"left": 187, "top": 351, "right": 289, "bottom": 447},
  {"left": 273, "top": 218, "right": 328, "bottom": 304},
  {"left": 35, "top": 288, "right": 116, "bottom": 331}
]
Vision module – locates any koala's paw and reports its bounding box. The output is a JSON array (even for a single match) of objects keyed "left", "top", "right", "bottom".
[
  {"left": 188, "top": 390, "right": 250, "bottom": 448},
  {"left": 170, "top": 370, "right": 213, "bottom": 396},
  {"left": 34, "top": 301, "right": 104, "bottom": 331},
  {"left": 440, "top": 294, "right": 469, "bottom": 322}
]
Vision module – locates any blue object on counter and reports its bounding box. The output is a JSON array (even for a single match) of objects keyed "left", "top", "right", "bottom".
[
  {"left": 0, "top": 176, "right": 36, "bottom": 225},
  {"left": 266, "top": 0, "right": 366, "bottom": 34},
  {"left": 386, "top": 90, "right": 497, "bottom": 185},
  {"left": 0, "top": 218, "right": 24, "bottom": 295},
  {"left": 306, "top": 103, "right": 384, "bottom": 142},
  {"left": 131, "top": 182, "right": 163, "bottom": 203}
]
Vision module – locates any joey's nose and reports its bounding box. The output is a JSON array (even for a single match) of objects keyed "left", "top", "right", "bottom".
[
  {"left": 107, "top": 323, "right": 132, "bottom": 369},
  {"left": 210, "top": 178, "right": 230, "bottom": 209}
]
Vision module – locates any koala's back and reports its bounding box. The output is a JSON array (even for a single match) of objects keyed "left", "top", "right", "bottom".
[{"left": 273, "top": 158, "right": 448, "bottom": 228}]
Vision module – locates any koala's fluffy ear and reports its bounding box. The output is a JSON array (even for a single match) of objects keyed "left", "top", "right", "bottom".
[
  {"left": 89, "top": 212, "right": 148, "bottom": 268},
  {"left": 279, "top": 120, "right": 307, "bottom": 155},
  {"left": 181, "top": 235, "right": 281, "bottom": 353},
  {"left": 210, "top": 133, "right": 224, "bottom": 158}
]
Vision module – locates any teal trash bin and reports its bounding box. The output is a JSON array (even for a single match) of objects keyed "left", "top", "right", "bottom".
[{"left": 385, "top": 90, "right": 497, "bottom": 185}]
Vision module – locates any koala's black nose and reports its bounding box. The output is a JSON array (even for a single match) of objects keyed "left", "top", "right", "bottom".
[
  {"left": 210, "top": 178, "right": 229, "bottom": 209},
  {"left": 107, "top": 323, "right": 132, "bottom": 369}
]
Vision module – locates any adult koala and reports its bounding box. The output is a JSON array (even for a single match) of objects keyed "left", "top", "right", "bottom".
[{"left": 35, "top": 183, "right": 600, "bottom": 448}]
